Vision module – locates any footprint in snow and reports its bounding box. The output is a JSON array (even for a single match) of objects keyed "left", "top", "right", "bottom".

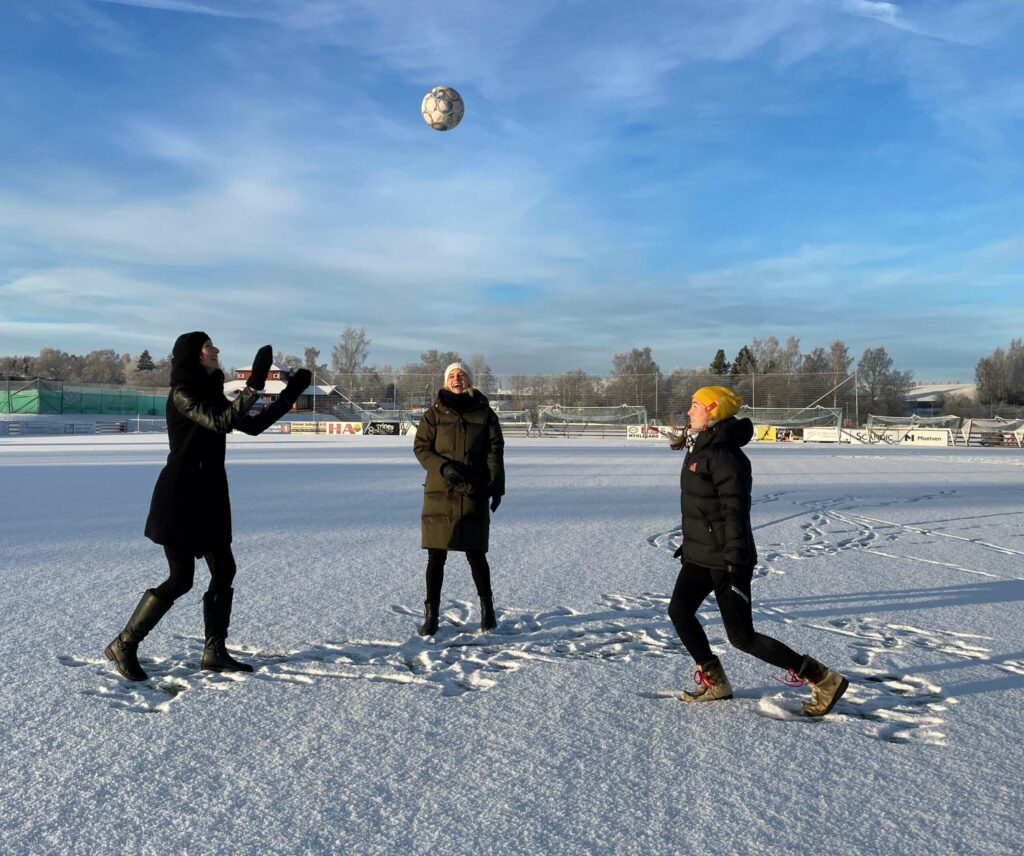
[{"left": 62, "top": 593, "right": 688, "bottom": 712}]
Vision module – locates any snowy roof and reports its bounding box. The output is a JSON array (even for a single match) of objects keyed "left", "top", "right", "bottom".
[
  {"left": 235, "top": 363, "right": 289, "bottom": 373},
  {"left": 223, "top": 379, "right": 333, "bottom": 396}
]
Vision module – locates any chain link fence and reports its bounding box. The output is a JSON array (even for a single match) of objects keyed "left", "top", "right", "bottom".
[
  {"left": 7, "top": 372, "right": 1022, "bottom": 427},
  {"left": 308, "top": 371, "right": 860, "bottom": 426}
]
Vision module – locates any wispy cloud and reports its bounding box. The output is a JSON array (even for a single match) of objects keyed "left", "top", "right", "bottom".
[
  {"left": 91, "top": 0, "right": 260, "bottom": 19},
  {"left": 1, "top": 1, "right": 1022, "bottom": 377}
]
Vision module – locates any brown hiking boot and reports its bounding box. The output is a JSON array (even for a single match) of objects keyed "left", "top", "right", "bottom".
[
  {"left": 679, "top": 656, "right": 734, "bottom": 702},
  {"left": 796, "top": 655, "right": 849, "bottom": 717}
]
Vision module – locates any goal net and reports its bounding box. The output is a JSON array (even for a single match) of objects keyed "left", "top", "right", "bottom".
[
  {"left": 862, "top": 414, "right": 960, "bottom": 445},
  {"left": 959, "top": 417, "right": 1024, "bottom": 447},
  {"left": 865, "top": 414, "right": 961, "bottom": 432},
  {"left": 741, "top": 406, "right": 842, "bottom": 428},
  {"left": 496, "top": 410, "right": 534, "bottom": 436},
  {"left": 537, "top": 404, "right": 647, "bottom": 438}
]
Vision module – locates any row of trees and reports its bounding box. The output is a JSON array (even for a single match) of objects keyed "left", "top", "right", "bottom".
[
  {"left": 0, "top": 348, "right": 171, "bottom": 387},
  {"left": 0, "top": 330, "right": 941, "bottom": 419},
  {"left": 975, "top": 339, "right": 1024, "bottom": 406},
  {"left": 275, "top": 331, "right": 912, "bottom": 420}
]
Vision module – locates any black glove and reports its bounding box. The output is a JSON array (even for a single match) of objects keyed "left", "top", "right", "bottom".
[
  {"left": 442, "top": 462, "right": 468, "bottom": 485},
  {"left": 673, "top": 545, "right": 683, "bottom": 559},
  {"left": 726, "top": 563, "right": 751, "bottom": 577},
  {"left": 490, "top": 495, "right": 502, "bottom": 512},
  {"left": 247, "top": 345, "right": 273, "bottom": 391},
  {"left": 281, "top": 369, "right": 311, "bottom": 404}
]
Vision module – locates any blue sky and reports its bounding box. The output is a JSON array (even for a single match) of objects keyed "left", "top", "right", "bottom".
[{"left": 1, "top": 0, "right": 1022, "bottom": 378}]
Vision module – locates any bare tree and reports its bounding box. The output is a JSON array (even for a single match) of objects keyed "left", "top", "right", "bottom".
[
  {"left": 331, "top": 326, "right": 372, "bottom": 374},
  {"left": 800, "top": 347, "right": 830, "bottom": 374},
  {"left": 829, "top": 340, "right": 852, "bottom": 376},
  {"left": 858, "top": 346, "right": 913, "bottom": 416},
  {"left": 609, "top": 347, "right": 662, "bottom": 416},
  {"left": 80, "top": 350, "right": 125, "bottom": 384},
  {"left": 976, "top": 339, "right": 1024, "bottom": 405},
  {"left": 468, "top": 355, "right": 496, "bottom": 394},
  {"left": 304, "top": 346, "right": 326, "bottom": 374},
  {"left": 779, "top": 336, "right": 801, "bottom": 375},
  {"left": 34, "top": 348, "right": 75, "bottom": 380},
  {"left": 750, "top": 336, "right": 781, "bottom": 374}
]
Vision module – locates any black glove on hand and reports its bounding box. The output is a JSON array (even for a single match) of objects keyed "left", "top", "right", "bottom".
[
  {"left": 673, "top": 545, "right": 683, "bottom": 559},
  {"left": 442, "top": 462, "right": 469, "bottom": 485},
  {"left": 247, "top": 345, "right": 273, "bottom": 391},
  {"left": 281, "top": 369, "right": 311, "bottom": 404},
  {"left": 490, "top": 495, "right": 501, "bottom": 512}
]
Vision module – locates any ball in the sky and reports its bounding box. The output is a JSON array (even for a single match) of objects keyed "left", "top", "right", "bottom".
[{"left": 421, "top": 86, "right": 465, "bottom": 131}]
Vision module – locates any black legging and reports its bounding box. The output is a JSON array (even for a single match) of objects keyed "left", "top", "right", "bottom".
[
  {"left": 668, "top": 560, "right": 802, "bottom": 671},
  {"left": 425, "top": 548, "right": 492, "bottom": 604},
  {"left": 153, "top": 544, "right": 237, "bottom": 603}
]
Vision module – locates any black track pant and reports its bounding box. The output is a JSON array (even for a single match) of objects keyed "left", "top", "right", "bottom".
[
  {"left": 668, "top": 560, "right": 802, "bottom": 671},
  {"left": 153, "top": 544, "right": 237, "bottom": 603},
  {"left": 425, "top": 548, "right": 492, "bottom": 604}
]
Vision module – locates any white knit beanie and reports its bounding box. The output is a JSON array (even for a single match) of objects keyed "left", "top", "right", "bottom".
[{"left": 444, "top": 362, "right": 473, "bottom": 387}]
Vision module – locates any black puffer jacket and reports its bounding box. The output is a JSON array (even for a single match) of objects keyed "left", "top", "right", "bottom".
[
  {"left": 144, "top": 331, "right": 293, "bottom": 556},
  {"left": 679, "top": 416, "right": 758, "bottom": 570}
]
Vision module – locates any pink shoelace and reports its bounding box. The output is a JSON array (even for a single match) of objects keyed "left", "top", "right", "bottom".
[
  {"left": 693, "top": 668, "right": 712, "bottom": 689},
  {"left": 775, "top": 668, "right": 805, "bottom": 687}
]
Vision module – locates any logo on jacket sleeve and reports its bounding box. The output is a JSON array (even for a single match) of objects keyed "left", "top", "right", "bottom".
[{"left": 688, "top": 462, "right": 698, "bottom": 472}]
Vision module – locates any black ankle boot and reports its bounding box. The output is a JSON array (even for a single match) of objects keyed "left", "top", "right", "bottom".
[
  {"left": 479, "top": 594, "right": 497, "bottom": 632},
  {"left": 200, "top": 589, "right": 254, "bottom": 673},
  {"left": 104, "top": 589, "right": 173, "bottom": 681},
  {"left": 418, "top": 601, "right": 439, "bottom": 636}
]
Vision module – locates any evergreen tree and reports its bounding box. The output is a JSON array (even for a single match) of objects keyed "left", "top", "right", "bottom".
[
  {"left": 136, "top": 350, "right": 155, "bottom": 372},
  {"left": 708, "top": 349, "right": 730, "bottom": 376},
  {"left": 730, "top": 345, "right": 756, "bottom": 376}
]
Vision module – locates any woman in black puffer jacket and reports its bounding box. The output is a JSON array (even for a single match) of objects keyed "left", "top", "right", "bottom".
[
  {"left": 104, "top": 331, "right": 310, "bottom": 681},
  {"left": 667, "top": 386, "right": 848, "bottom": 717}
]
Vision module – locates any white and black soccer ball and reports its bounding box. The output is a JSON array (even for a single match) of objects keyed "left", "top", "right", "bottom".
[{"left": 421, "top": 86, "right": 464, "bottom": 131}]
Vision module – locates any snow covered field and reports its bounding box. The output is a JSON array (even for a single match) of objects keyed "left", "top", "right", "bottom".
[{"left": 1, "top": 435, "right": 1022, "bottom": 855}]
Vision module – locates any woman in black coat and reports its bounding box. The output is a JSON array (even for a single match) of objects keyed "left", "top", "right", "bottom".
[
  {"left": 667, "top": 386, "right": 848, "bottom": 717},
  {"left": 105, "top": 331, "right": 310, "bottom": 681}
]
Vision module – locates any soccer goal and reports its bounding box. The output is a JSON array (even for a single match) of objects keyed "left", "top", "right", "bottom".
[
  {"left": 742, "top": 405, "right": 842, "bottom": 443},
  {"left": 958, "top": 417, "right": 1024, "bottom": 448},
  {"left": 537, "top": 404, "right": 647, "bottom": 438},
  {"left": 496, "top": 410, "right": 534, "bottom": 437},
  {"left": 864, "top": 414, "right": 960, "bottom": 446}
]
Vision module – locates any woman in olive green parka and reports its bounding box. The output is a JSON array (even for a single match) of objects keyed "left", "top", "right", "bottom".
[{"left": 413, "top": 362, "right": 504, "bottom": 636}]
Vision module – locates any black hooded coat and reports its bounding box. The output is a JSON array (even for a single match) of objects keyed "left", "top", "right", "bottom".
[
  {"left": 144, "top": 331, "right": 293, "bottom": 556},
  {"left": 679, "top": 416, "right": 758, "bottom": 570}
]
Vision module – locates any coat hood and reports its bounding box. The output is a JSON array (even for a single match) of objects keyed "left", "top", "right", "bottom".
[
  {"left": 170, "top": 330, "right": 211, "bottom": 388},
  {"left": 708, "top": 416, "right": 754, "bottom": 448}
]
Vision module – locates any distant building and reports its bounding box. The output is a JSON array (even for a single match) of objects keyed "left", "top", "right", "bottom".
[
  {"left": 225, "top": 364, "right": 335, "bottom": 412},
  {"left": 905, "top": 382, "right": 977, "bottom": 417}
]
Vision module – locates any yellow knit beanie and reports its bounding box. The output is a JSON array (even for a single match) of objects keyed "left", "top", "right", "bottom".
[{"left": 692, "top": 386, "right": 742, "bottom": 421}]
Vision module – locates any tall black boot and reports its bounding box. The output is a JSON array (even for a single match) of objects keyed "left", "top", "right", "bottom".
[
  {"left": 104, "top": 589, "right": 172, "bottom": 681},
  {"left": 201, "top": 588, "right": 254, "bottom": 673},
  {"left": 418, "top": 601, "right": 439, "bottom": 637},
  {"left": 479, "top": 594, "right": 497, "bottom": 632}
]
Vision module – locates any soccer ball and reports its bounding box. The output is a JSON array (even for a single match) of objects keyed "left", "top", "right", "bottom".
[{"left": 421, "top": 86, "right": 464, "bottom": 131}]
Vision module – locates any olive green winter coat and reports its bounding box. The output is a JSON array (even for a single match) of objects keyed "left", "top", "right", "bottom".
[{"left": 414, "top": 390, "right": 505, "bottom": 552}]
